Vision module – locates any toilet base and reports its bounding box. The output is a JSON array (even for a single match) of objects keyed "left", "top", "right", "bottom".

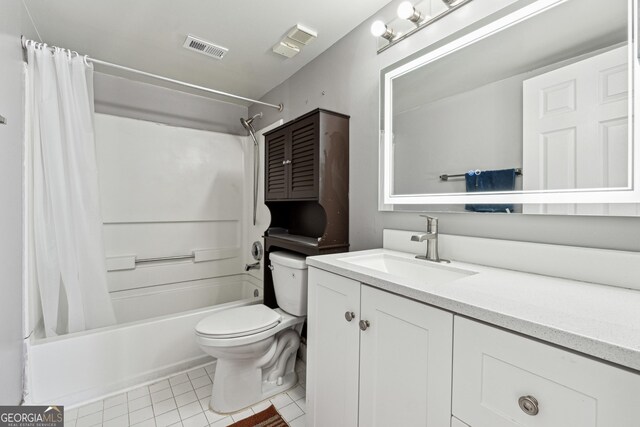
[
  {"left": 207, "top": 371, "right": 298, "bottom": 414},
  {"left": 207, "top": 325, "right": 303, "bottom": 413}
]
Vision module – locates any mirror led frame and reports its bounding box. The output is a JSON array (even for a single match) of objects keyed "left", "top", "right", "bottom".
[{"left": 380, "top": 0, "right": 639, "bottom": 207}]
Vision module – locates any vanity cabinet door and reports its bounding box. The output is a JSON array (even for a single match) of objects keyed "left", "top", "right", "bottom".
[
  {"left": 358, "top": 285, "right": 453, "bottom": 427},
  {"left": 307, "top": 267, "right": 360, "bottom": 427},
  {"left": 453, "top": 317, "right": 640, "bottom": 427}
]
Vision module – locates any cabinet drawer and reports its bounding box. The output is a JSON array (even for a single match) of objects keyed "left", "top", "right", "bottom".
[{"left": 453, "top": 317, "right": 640, "bottom": 427}]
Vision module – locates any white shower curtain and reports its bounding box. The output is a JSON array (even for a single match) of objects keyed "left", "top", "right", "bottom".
[{"left": 25, "top": 44, "right": 115, "bottom": 336}]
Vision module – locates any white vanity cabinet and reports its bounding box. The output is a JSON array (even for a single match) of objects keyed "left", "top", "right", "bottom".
[
  {"left": 452, "top": 317, "right": 640, "bottom": 427},
  {"left": 306, "top": 267, "right": 454, "bottom": 427},
  {"left": 307, "top": 260, "right": 640, "bottom": 427}
]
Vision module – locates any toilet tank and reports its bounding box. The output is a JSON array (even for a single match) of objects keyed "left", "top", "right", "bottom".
[{"left": 269, "top": 251, "right": 308, "bottom": 316}]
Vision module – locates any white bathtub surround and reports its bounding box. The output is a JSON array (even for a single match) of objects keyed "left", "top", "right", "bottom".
[
  {"left": 306, "top": 230, "right": 640, "bottom": 371},
  {"left": 94, "top": 114, "right": 247, "bottom": 297},
  {"left": 67, "top": 360, "right": 307, "bottom": 427},
  {"left": 25, "top": 43, "right": 115, "bottom": 337},
  {"left": 109, "top": 275, "right": 261, "bottom": 324}
]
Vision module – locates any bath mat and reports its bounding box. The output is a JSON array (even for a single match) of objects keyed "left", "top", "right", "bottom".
[{"left": 228, "top": 404, "right": 288, "bottom": 427}]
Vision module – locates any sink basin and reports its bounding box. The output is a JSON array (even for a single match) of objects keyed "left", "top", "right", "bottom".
[{"left": 338, "top": 253, "right": 476, "bottom": 285}]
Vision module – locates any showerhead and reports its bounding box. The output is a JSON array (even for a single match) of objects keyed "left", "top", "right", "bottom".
[
  {"left": 241, "top": 112, "right": 262, "bottom": 148},
  {"left": 240, "top": 112, "right": 263, "bottom": 131}
]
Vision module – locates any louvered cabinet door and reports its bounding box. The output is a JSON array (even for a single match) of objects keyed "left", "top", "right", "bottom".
[
  {"left": 288, "top": 115, "right": 319, "bottom": 199},
  {"left": 265, "top": 129, "right": 288, "bottom": 200}
]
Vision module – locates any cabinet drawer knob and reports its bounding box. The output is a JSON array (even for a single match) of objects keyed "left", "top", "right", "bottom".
[
  {"left": 344, "top": 311, "right": 355, "bottom": 322},
  {"left": 518, "top": 395, "right": 539, "bottom": 416},
  {"left": 359, "top": 320, "right": 370, "bottom": 331}
]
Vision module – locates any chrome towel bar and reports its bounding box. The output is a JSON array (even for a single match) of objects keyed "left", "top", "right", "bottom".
[
  {"left": 106, "top": 248, "right": 241, "bottom": 271},
  {"left": 440, "top": 168, "right": 522, "bottom": 181},
  {"left": 135, "top": 254, "right": 195, "bottom": 264}
]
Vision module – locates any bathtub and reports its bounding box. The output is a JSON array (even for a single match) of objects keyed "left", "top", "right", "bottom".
[{"left": 26, "top": 274, "right": 262, "bottom": 406}]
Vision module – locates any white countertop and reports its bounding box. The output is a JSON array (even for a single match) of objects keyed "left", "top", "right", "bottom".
[{"left": 306, "top": 248, "right": 640, "bottom": 372}]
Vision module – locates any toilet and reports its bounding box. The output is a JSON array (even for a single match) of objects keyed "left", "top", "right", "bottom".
[{"left": 195, "top": 251, "right": 308, "bottom": 413}]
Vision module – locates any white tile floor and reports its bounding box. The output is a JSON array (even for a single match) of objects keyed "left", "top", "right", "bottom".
[{"left": 65, "top": 360, "right": 307, "bottom": 427}]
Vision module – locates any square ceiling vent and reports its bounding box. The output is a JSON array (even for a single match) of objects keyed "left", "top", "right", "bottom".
[
  {"left": 287, "top": 24, "right": 317, "bottom": 45},
  {"left": 183, "top": 35, "right": 228, "bottom": 59}
]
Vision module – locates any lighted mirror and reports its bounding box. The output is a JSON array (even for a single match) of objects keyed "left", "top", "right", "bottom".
[{"left": 380, "top": 0, "right": 640, "bottom": 214}]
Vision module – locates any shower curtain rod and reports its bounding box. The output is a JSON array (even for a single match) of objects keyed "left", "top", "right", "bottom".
[{"left": 21, "top": 36, "right": 284, "bottom": 112}]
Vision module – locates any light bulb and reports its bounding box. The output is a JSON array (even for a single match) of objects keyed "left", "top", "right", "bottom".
[
  {"left": 370, "top": 20, "right": 395, "bottom": 41},
  {"left": 397, "top": 1, "right": 425, "bottom": 24},
  {"left": 370, "top": 20, "right": 388, "bottom": 37},
  {"left": 397, "top": 2, "right": 416, "bottom": 20}
]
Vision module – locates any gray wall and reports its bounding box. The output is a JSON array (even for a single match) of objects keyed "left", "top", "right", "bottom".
[
  {"left": 0, "top": 0, "right": 26, "bottom": 405},
  {"left": 250, "top": 0, "right": 640, "bottom": 252},
  {"left": 94, "top": 73, "right": 248, "bottom": 135}
]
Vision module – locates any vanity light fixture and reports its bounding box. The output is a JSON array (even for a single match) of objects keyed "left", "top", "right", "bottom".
[
  {"left": 374, "top": 0, "right": 472, "bottom": 53},
  {"left": 397, "top": 2, "right": 429, "bottom": 25},
  {"left": 371, "top": 20, "right": 396, "bottom": 41}
]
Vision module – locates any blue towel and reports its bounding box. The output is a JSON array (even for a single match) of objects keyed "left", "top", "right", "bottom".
[{"left": 465, "top": 168, "right": 516, "bottom": 213}]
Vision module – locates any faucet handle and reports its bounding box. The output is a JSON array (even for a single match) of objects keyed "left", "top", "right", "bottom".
[
  {"left": 419, "top": 214, "right": 438, "bottom": 221},
  {"left": 419, "top": 214, "right": 438, "bottom": 232}
]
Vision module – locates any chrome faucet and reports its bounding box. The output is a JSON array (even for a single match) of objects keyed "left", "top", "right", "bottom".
[
  {"left": 245, "top": 262, "right": 260, "bottom": 271},
  {"left": 411, "top": 215, "right": 449, "bottom": 263}
]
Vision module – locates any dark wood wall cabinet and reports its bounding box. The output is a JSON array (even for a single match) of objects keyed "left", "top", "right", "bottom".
[
  {"left": 263, "top": 108, "right": 349, "bottom": 307},
  {"left": 265, "top": 112, "right": 319, "bottom": 201}
]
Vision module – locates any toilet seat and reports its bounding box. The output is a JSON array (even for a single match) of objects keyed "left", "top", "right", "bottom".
[{"left": 195, "top": 305, "right": 282, "bottom": 339}]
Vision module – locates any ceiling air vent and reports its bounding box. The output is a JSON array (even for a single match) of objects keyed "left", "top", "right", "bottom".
[
  {"left": 287, "top": 24, "right": 317, "bottom": 45},
  {"left": 183, "top": 35, "right": 228, "bottom": 60}
]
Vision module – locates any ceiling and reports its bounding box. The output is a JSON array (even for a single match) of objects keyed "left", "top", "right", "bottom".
[{"left": 22, "top": 0, "right": 393, "bottom": 106}]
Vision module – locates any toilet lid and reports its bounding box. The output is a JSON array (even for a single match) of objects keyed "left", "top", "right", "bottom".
[{"left": 195, "top": 305, "right": 282, "bottom": 338}]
